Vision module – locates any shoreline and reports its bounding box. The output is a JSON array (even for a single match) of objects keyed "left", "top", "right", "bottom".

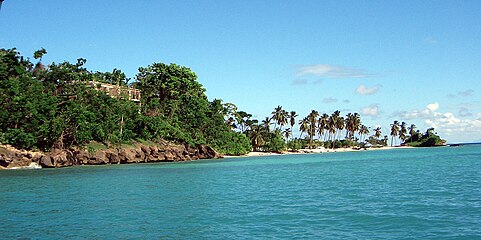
[{"left": 224, "top": 146, "right": 415, "bottom": 158}]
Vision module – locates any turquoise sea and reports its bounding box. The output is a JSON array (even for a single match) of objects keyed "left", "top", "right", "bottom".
[{"left": 1, "top": 145, "right": 481, "bottom": 239}]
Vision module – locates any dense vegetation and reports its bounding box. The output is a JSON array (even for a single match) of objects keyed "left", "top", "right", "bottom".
[
  {"left": 0, "top": 48, "right": 250, "bottom": 154},
  {"left": 220, "top": 102, "right": 446, "bottom": 151},
  {"left": 0, "top": 48, "right": 445, "bottom": 155}
]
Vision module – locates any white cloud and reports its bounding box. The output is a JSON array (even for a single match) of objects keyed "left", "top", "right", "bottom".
[
  {"left": 393, "top": 102, "right": 481, "bottom": 142},
  {"left": 296, "top": 64, "right": 370, "bottom": 79},
  {"left": 355, "top": 84, "right": 381, "bottom": 95},
  {"left": 425, "top": 113, "right": 481, "bottom": 141},
  {"left": 426, "top": 102, "right": 439, "bottom": 111},
  {"left": 323, "top": 97, "right": 338, "bottom": 103},
  {"left": 361, "top": 104, "right": 379, "bottom": 118}
]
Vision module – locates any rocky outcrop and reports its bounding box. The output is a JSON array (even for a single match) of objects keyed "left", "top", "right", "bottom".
[{"left": 0, "top": 142, "right": 222, "bottom": 169}]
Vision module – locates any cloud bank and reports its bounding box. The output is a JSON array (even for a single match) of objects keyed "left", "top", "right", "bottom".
[{"left": 393, "top": 102, "right": 481, "bottom": 142}]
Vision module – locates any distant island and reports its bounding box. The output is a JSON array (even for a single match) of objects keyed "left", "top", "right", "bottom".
[{"left": 0, "top": 48, "right": 445, "bottom": 168}]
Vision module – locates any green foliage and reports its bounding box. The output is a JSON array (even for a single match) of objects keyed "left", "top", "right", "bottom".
[
  {"left": 263, "top": 131, "right": 287, "bottom": 153},
  {"left": 3, "top": 128, "right": 36, "bottom": 149},
  {"left": 406, "top": 128, "right": 446, "bottom": 147},
  {"left": 366, "top": 136, "right": 388, "bottom": 146},
  {"left": 209, "top": 131, "right": 251, "bottom": 155},
  {"left": 286, "top": 139, "right": 302, "bottom": 151},
  {"left": 0, "top": 48, "right": 249, "bottom": 155}
]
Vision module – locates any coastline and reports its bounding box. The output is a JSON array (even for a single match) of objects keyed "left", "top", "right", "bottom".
[
  {"left": 0, "top": 142, "right": 221, "bottom": 169},
  {"left": 224, "top": 146, "right": 415, "bottom": 158}
]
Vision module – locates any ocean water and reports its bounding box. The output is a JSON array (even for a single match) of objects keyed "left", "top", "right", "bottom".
[{"left": 1, "top": 146, "right": 481, "bottom": 239}]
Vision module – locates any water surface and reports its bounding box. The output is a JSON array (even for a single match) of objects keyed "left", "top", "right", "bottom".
[{"left": 1, "top": 146, "right": 481, "bottom": 239}]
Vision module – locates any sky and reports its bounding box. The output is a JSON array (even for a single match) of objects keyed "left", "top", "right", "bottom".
[{"left": 1, "top": 0, "right": 481, "bottom": 143}]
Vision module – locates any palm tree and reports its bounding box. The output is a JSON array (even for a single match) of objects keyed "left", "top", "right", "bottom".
[
  {"left": 247, "top": 125, "right": 267, "bottom": 151},
  {"left": 399, "top": 122, "right": 407, "bottom": 144},
  {"left": 336, "top": 116, "right": 345, "bottom": 141},
  {"left": 327, "top": 111, "right": 341, "bottom": 148},
  {"left": 345, "top": 112, "right": 361, "bottom": 140},
  {"left": 307, "top": 110, "right": 319, "bottom": 148},
  {"left": 408, "top": 124, "right": 416, "bottom": 143},
  {"left": 374, "top": 127, "right": 382, "bottom": 139},
  {"left": 289, "top": 111, "right": 298, "bottom": 129},
  {"left": 283, "top": 128, "right": 292, "bottom": 141},
  {"left": 326, "top": 115, "right": 335, "bottom": 143},
  {"left": 261, "top": 117, "right": 271, "bottom": 132},
  {"left": 299, "top": 117, "right": 309, "bottom": 139},
  {"left": 359, "top": 125, "right": 370, "bottom": 143},
  {"left": 271, "top": 106, "right": 288, "bottom": 130},
  {"left": 317, "top": 113, "right": 329, "bottom": 141},
  {"left": 390, "top": 120, "right": 400, "bottom": 146}
]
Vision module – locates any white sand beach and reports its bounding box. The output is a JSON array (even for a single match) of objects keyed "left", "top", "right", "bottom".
[{"left": 224, "top": 146, "right": 414, "bottom": 158}]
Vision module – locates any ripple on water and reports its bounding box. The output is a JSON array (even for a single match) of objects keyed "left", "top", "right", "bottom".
[{"left": 1, "top": 146, "right": 481, "bottom": 239}]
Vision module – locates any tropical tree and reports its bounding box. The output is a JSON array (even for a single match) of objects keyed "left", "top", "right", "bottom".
[
  {"left": 271, "top": 106, "right": 288, "bottom": 130},
  {"left": 359, "top": 125, "right": 370, "bottom": 143},
  {"left": 408, "top": 124, "right": 416, "bottom": 143},
  {"left": 246, "top": 124, "right": 267, "bottom": 151},
  {"left": 390, "top": 120, "right": 400, "bottom": 146},
  {"left": 326, "top": 111, "right": 340, "bottom": 147},
  {"left": 399, "top": 122, "right": 407, "bottom": 144},
  {"left": 234, "top": 111, "right": 253, "bottom": 133},
  {"left": 289, "top": 111, "right": 298, "bottom": 129},
  {"left": 336, "top": 116, "right": 345, "bottom": 141},
  {"left": 283, "top": 128, "right": 292, "bottom": 141},
  {"left": 33, "top": 48, "right": 47, "bottom": 62},
  {"left": 374, "top": 127, "right": 382, "bottom": 139},
  {"left": 345, "top": 112, "right": 361, "bottom": 140},
  {"left": 317, "top": 113, "right": 329, "bottom": 141},
  {"left": 307, "top": 110, "right": 319, "bottom": 148},
  {"left": 261, "top": 117, "right": 271, "bottom": 132},
  {"left": 299, "top": 117, "right": 309, "bottom": 139}
]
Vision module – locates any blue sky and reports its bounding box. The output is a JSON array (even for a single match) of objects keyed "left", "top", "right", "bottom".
[{"left": 1, "top": 1, "right": 481, "bottom": 143}]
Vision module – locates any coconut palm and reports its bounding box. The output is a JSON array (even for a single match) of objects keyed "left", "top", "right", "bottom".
[
  {"left": 271, "top": 106, "right": 288, "bottom": 130},
  {"left": 289, "top": 111, "right": 298, "bottom": 129},
  {"left": 326, "top": 115, "right": 335, "bottom": 143},
  {"left": 327, "top": 111, "right": 341, "bottom": 147},
  {"left": 408, "top": 124, "right": 416, "bottom": 143},
  {"left": 307, "top": 110, "right": 319, "bottom": 148},
  {"left": 359, "top": 125, "right": 370, "bottom": 143},
  {"left": 283, "top": 128, "right": 292, "bottom": 141},
  {"left": 374, "top": 127, "right": 382, "bottom": 139},
  {"left": 345, "top": 112, "right": 361, "bottom": 140},
  {"left": 247, "top": 125, "right": 267, "bottom": 151},
  {"left": 399, "top": 122, "right": 407, "bottom": 144},
  {"left": 336, "top": 116, "right": 345, "bottom": 141},
  {"left": 390, "top": 120, "right": 400, "bottom": 146},
  {"left": 299, "top": 117, "right": 309, "bottom": 139},
  {"left": 261, "top": 117, "right": 271, "bottom": 132},
  {"left": 317, "top": 113, "right": 329, "bottom": 141}
]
